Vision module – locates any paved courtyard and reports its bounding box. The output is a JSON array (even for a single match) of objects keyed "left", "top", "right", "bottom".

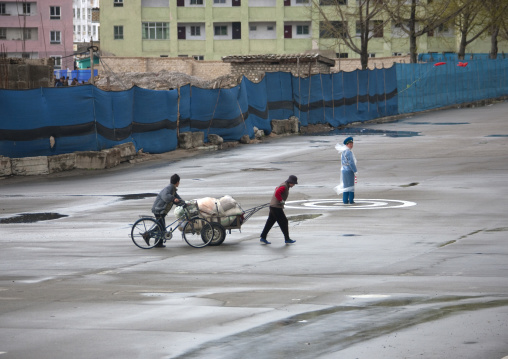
[{"left": 1, "top": 101, "right": 507, "bottom": 359}]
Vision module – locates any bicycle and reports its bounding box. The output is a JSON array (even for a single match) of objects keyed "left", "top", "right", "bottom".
[{"left": 130, "top": 201, "right": 214, "bottom": 249}]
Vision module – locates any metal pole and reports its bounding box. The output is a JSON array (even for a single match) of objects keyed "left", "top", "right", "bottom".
[{"left": 90, "top": 38, "right": 95, "bottom": 85}]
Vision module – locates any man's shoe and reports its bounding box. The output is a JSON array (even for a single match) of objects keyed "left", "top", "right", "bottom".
[
  {"left": 154, "top": 242, "right": 166, "bottom": 248},
  {"left": 142, "top": 233, "right": 151, "bottom": 246},
  {"left": 285, "top": 239, "right": 296, "bottom": 244},
  {"left": 260, "top": 238, "right": 271, "bottom": 244}
]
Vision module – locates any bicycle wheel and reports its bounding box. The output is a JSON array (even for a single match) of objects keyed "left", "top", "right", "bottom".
[
  {"left": 131, "top": 217, "right": 163, "bottom": 249},
  {"left": 183, "top": 217, "right": 214, "bottom": 248}
]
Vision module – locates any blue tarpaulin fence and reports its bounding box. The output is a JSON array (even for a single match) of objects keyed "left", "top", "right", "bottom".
[
  {"left": 54, "top": 69, "right": 99, "bottom": 83},
  {"left": 1, "top": 59, "right": 507, "bottom": 158},
  {"left": 396, "top": 59, "right": 508, "bottom": 114}
]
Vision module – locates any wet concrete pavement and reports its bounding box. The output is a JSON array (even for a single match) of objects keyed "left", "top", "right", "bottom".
[{"left": 1, "top": 101, "right": 508, "bottom": 359}]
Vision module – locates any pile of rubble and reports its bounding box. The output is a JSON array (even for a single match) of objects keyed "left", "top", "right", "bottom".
[{"left": 95, "top": 70, "right": 241, "bottom": 91}]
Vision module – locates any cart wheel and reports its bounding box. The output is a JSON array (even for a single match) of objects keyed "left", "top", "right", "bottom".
[{"left": 206, "top": 222, "right": 226, "bottom": 246}]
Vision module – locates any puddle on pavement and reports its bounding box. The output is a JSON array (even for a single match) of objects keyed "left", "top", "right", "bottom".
[
  {"left": 400, "top": 182, "right": 419, "bottom": 187},
  {"left": 176, "top": 295, "right": 508, "bottom": 359},
  {"left": 486, "top": 134, "right": 508, "bottom": 137},
  {"left": 1, "top": 212, "right": 68, "bottom": 223},
  {"left": 404, "top": 122, "right": 469, "bottom": 126},
  {"left": 306, "top": 128, "right": 421, "bottom": 138},
  {"left": 287, "top": 214, "right": 322, "bottom": 222},
  {"left": 241, "top": 168, "right": 280, "bottom": 172},
  {"left": 485, "top": 227, "right": 508, "bottom": 232},
  {"left": 342, "top": 234, "right": 358, "bottom": 237},
  {"left": 439, "top": 240, "right": 457, "bottom": 247},
  {"left": 119, "top": 193, "right": 157, "bottom": 201}
]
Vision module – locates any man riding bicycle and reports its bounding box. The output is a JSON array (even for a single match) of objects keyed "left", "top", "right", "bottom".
[{"left": 145, "top": 173, "right": 183, "bottom": 248}]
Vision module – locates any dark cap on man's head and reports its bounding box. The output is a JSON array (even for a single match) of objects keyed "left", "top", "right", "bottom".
[
  {"left": 286, "top": 175, "right": 298, "bottom": 184},
  {"left": 343, "top": 136, "right": 354, "bottom": 145}
]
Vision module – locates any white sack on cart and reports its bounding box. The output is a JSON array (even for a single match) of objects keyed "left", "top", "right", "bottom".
[
  {"left": 197, "top": 197, "right": 224, "bottom": 216},
  {"left": 219, "top": 195, "right": 237, "bottom": 212},
  {"left": 224, "top": 205, "right": 243, "bottom": 216}
]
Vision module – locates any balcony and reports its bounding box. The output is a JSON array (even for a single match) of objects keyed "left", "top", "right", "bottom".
[
  {"left": 177, "top": 7, "right": 205, "bottom": 21},
  {"left": 284, "top": 38, "right": 312, "bottom": 52},
  {"left": 248, "top": 7, "right": 276, "bottom": 21},
  {"left": 249, "top": 39, "right": 277, "bottom": 53}
]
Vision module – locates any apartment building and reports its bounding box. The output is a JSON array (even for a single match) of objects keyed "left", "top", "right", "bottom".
[
  {"left": 73, "top": 0, "right": 100, "bottom": 43},
  {"left": 0, "top": 0, "right": 73, "bottom": 69},
  {"left": 99, "top": 0, "right": 505, "bottom": 61}
]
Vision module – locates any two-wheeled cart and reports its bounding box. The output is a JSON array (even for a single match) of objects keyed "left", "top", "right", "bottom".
[{"left": 202, "top": 203, "right": 269, "bottom": 246}]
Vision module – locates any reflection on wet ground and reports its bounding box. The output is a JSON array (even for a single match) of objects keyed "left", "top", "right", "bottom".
[
  {"left": 400, "top": 182, "right": 419, "bottom": 187},
  {"left": 486, "top": 134, "right": 508, "bottom": 137},
  {"left": 119, "top": 193, "right": 157, "bottom": 201},
  {"left": 404, "top": 122, "right": 470, "bottom": 125},
  {"left": 287, "top": 214, "right": 322, "bottom": 222},
  {"left": 174, "top": 295, "right": 508, "bottom": 359},
  {"left": 241, "top": 168, "right": 280, "bottom": 172},
  {"left": 307, "top": 128, "right": 421, "bottom": 138},
  {"left": 0, "top": 213, "right": 68, "bottom": 223}
]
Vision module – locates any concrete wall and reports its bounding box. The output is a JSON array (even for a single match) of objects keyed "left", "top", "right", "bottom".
[
  {"left": 0, "top": 142, "right": 136, "bottom": 177},
  {"left": 98, "top": 56, "right": 231, "bottom": 80},
  {"left": 95, "top": 56, "right": 410, "bottom": 84},
  {"left": 229, "top": 61, "right": 331, "bottom": 79},
  {"left": 0, "top": 58, "right": 55, "bottom": 89},
  {"left": 331, "top": 56, "right": 411, "bottom": 72}
]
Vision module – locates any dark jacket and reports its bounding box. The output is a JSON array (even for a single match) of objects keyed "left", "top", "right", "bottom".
[{"left": 151, "top": 183, "right": 182, "bottom": 216}]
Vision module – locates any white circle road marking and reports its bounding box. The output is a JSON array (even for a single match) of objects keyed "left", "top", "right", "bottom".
[{"left": 285, "top": 199, "right": 416, "bottom": 210}]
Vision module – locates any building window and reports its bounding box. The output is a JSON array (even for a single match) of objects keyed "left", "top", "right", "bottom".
[
  {"left": 51, "top": 56, "right": 62, "bottom": 69},
  {"left": 267, "top": 26, "right": 274, "bottom": 31},
  {"left": 23, "top": 3, "right": 30, "bottom": 14},
  {"left": 296, "top": 0, "right": 309, "bottom": 3},
  {"left": 50, "top": 6, "right": 61, "bottom": 19},
  {"left": 321, "top": 0, "right": 346, "bottom": 3},
  {"left": 114, "top": 25, "right": 123, "bottom": 39},
  {"left": 214, "top": 25, "right": 227, "bottom": 36},
  {"left": 77, "top": 8, "right": 80, "bottom": 18},
  {"left": 193, "top": 55, "right": 204, "bottom": 60},
  {"left": 191, "top": 0, "right": 203, "bottom": 4},
  {"left": 23, "top": 29, "right": 31, "bottom": 40},
  {"left": 368, "top": 53, "right": 376, "bottom": 58},
  {"left": 190, "top": 26, "right": 201, "bottom": 36},
  {"left": 142, "top": 22, "right": 169, "bottom": 40},
  {"left": 0, "top": 28, "right": 6, "bottom": 39},
  {"left": 214, "top": 0, "right": 226, "bottom": 3},
  {"left": 250, "top": 25, "right": 257, "bottom": 31},
  {"left": 114, "top": 0, "right": 123, "bottom": 7},
  {"left": 320, "top": 21, "right": 347, "bottom": 38},
  {"left": 296, "top": 25, "right": 309, "bottom": 35},
  {"left": 336, "top": 53, "right": 348, "bottom": 58},
  {"left": 50, "top": 31, "right": 61, "bottom": 44},
  {"left": 356, "top": 20, "right": 383, "bottom": 38},
  {"left": 0, "top": 3, "right": 6, "bottom": 14}
]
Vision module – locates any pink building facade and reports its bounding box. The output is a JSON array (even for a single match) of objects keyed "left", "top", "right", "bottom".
[{"left": 0, "top": 0, "right": 74, "bottom": 70}]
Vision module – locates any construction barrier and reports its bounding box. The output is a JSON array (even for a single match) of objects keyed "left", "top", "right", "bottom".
[{"left": 1, "top": 59, "right": 508, "bottom": 159}]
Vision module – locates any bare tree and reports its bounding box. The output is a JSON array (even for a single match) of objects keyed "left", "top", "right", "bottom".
[
  {"left": 451, "top": 0, "right": 490, "bottom": 60},
  {"left": 313, "top": 0, "right": 387, "bottom": 70},
  {"left": 383, "top": 0, "right": 475, "bottom": 63},
  {"left": 482, "top": 0, "right": 508, "bottom": 59}
]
